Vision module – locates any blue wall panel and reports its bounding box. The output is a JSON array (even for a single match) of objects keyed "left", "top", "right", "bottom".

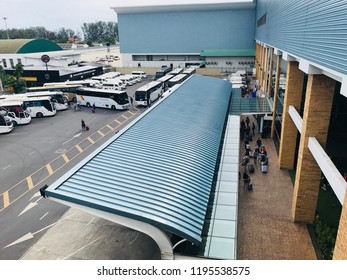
[
  {"left": 255, "top": 0, "right": 347, "bottom": 75},
  {"left": 119, "top": 9, "right": 255, "bottom": 53}
]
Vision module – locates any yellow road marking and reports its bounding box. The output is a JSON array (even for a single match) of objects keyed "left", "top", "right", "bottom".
[
  {"left": 62, "top": 153, "right": 69, "bottom": 163},
  {"left": 46, "top": 164, "right": 53, "bottom": 175},
  {"left": 27, "top": 176, "right": 34, "bottom": 190},
  {"left": 76, "top": 145, "right": 83, "bottom": 153},
  {"left": 1, "top": 110, "right": 143, "bottom": 211},
  {"left": 3, "top": 192, "right": 9, "bottom": 208},
  {"left": 87, "top": 137, "right": 95, "bottom": 144}
]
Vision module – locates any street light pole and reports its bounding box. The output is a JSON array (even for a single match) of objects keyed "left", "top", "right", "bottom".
[{"left": 3, "top": 17, "right": 9, "bottom": 39}]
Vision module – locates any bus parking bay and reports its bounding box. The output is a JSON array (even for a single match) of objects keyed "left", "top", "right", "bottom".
[{"left": 0, "top": 78, "right": 150, "bottom": 209}]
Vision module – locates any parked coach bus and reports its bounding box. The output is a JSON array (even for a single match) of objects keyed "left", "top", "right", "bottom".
[
  {"left": 0, "top": 100, "right": 31, "bottom": 125},
  {"left": 29, "top": 84, "right": 83, "bottom": 102},
  {"left": 157, "top": 74, "right": 174, "bottom": 92},
  {"left": 169, "top": 68, "right": 183, "bottom": 76},
  {"left": 167, "top": 74, "right": 188, "bottom": 88},
  {"left": 75, "top": 88, "right": 130, "bottom": 110},
  {"left": 134, "top": 81, "right": 162, "bottom": 107},
  {"left": 182, "top": 67, "right": 197, "bottom": 76},
  {"left": 4, "top": 95, "right": 56, "bottom": 118},
  {"left": 154, "top": 67, "right": 172, "bottom": 80},
  {"left": 25, "top": 91, "right": 68, "bottom": 111}
]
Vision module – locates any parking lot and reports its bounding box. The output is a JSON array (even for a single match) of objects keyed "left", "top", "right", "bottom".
[{"left": 0, "top": 77, "right": 158, "bottom": 259}]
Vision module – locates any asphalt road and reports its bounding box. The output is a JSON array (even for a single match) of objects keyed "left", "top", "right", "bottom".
[{"left": 0, "top": 79, "right": 150, "bottom": 259}]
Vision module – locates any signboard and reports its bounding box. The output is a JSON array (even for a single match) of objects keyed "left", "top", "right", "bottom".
[{"left": 41, "top": 54, "right": 50, "bottom": 63}]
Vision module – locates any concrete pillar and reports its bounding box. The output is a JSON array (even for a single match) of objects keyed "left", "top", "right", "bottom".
[
  {"left": 334, "top": 193, "right": 347, "bottom": 259},
  {"left": 278, "top": 61, "right": 304, "bottom": 169},
  {"left": 292, "top": 74, "right": 335, "bottom": 222},
  {"left": 270, "top": 54, "right": 282, "bottom": 139},
  {"left": 267, "top": 48, "right": 274, "bottom": 98}
]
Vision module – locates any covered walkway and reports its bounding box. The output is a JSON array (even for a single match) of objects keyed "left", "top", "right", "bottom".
[{"left": 237, "top": 115, "right": 316, "bottom": 259}]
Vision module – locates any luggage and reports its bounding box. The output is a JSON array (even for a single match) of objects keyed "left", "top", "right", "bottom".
[
  {"left": 261, "top": 164, "right": 268, "bottom": 173},
  {"left": 248, "top": 183, "right": 253, "bottom": 191},
  {"left": 248, "top": 163, "right": 255, "bottom": 173},
  {"left": 85, "top": 125, "right": 90, "bottom": 131}
]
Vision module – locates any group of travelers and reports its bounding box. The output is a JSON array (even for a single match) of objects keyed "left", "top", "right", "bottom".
[
  {"left": 241, "top": 86, "right": 255, "bottom": 98},
  {"left": 240, "top": 116, "right": 256, "bottom": 141},
  {"left": 241, "top": 117, "right": 270, "bottom": 191}
]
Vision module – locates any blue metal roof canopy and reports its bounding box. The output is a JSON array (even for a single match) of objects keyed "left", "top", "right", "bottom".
[{"left": 44, "top": 75, "right": 232, "bottom": 245}]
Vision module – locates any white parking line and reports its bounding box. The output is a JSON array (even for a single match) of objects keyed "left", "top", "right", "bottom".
[
  {"left": 28, "top": 151, "right": 35, "bottom": 156},
  {"left": 39, "top": 212, "right": 49, "bottom": 220},
  {"left": 2, "top": 164, "right": 11, "bottom": 170}
]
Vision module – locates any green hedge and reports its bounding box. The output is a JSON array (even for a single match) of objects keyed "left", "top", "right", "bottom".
[{"left": 313, "top": 219, "right": 337, "bottom": 260}]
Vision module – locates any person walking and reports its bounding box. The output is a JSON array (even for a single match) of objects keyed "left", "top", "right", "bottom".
[
  {"left": 129, "top": 96, "right": 133, "bottom": 106},
  {"left": 81, "top": 119, "right": 86, "bottom": 130},
  {"left": 252, "top": 122, "right": 256, "bottom": 135},
  {"left": 245, "top": 116, "right": 250, "bottom": 126},
  {"left": 92, "top": 103, "right": 96, "bottom": 113}
]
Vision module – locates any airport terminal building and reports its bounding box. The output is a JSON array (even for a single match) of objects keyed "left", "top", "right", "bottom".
[
  {"left": 38, "top": 0, "right": 347, "bottom": 260},
  {"left": 109, "top": 0, "right": 347, "bottom": 259},
  {"left": 112, "top": 2, "right": 256, "bottom": 71}
]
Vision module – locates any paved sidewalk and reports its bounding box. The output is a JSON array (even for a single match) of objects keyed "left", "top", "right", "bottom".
[{"left": 237, "top": 116, "right": 317, "bottom": 259}]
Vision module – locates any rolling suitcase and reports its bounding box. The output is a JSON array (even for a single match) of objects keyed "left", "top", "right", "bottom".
[
  {"left": 261, "top": 164, "right": 268, "bottom": 173},
  {"left": 85, "top": 125, "right": 90, "bottom": 131},
  {"left": 248, "top": 182, "right": 253, "bottom": 191},
  {"left": 248, "top": 163, "right": 255, "bottom": 173}
]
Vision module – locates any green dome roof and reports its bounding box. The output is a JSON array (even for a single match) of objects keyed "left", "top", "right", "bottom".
[{"left": 0, "top": 39, "right": 63, "bottom": 54}]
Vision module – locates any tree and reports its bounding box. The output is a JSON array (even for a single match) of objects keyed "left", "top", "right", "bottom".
[
  {"left": 6, "top": 63, "right": 26, "bottom": 93},
  {"left": 81, "top": 21, "right": 118, "bottom": 45}
]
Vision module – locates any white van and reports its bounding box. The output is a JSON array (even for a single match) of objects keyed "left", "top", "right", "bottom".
[
  {"left": 119, "top": 75, "right": 136, "bottom": 86},
  {"left": 103, "top": 78, "right": 126, "bottom": 91},
  {"left": 131, "top": 71, "right": 147, "bottom": 79}
]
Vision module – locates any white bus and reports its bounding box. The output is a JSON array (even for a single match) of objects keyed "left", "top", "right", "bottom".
[
  {"left": 169, "top": 68, "right": 183, "bottom": 76},
  {"left": 0, "top": 100, "right": 31, "bottom": 125},
  {"left": 25, "top": 91, "right": 68, "bottom": 111},
  {"left": 0, "top": 112, "right": 14, "bottom": 134},
  {"left": 157, "top": 74, "right": 174, "bottom": 92},
  {"left": 134, "top": 81, "right": 162, "bottom": 107},
  {"left": 168, "top": 74, "right": 188, "bottom": 88},
  {"left": 44, "top": 80, "right": 102, "bottom": 89},
  {"left": 4, "top": 95, "right": 57, "bottom": 118},
  {"left": 28, "top": 84, "right": 83, "bottom": 103},
  {"left": 75, "top": 88, "right": 130, "bottom": 110},
  {"left": 182, "top": 67, "right": 197, "bottom": 76}
]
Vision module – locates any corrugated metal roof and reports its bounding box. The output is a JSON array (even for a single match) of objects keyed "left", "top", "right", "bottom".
[{"left": 45, "top": 75, "right": 232, "bottom": 245}]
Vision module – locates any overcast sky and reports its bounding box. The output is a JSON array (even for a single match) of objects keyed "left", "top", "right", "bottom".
[{"left": 1, "top": 0, "right": 249, "bottom": 34}]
